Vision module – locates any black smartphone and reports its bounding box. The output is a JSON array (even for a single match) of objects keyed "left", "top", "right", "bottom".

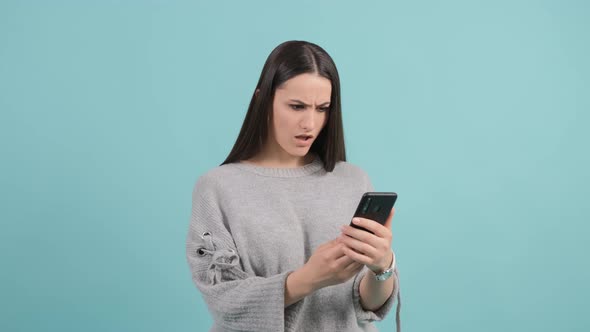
[{"left": 350, "top": 192, "right": 398, "bottom": 233}]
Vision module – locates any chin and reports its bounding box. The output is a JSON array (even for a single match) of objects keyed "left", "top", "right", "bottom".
[
  {"left": 290, "top": 150, "right": 308, "bottom": 157},
  {"left": 286, "top": 147, "right": 310, "bottom": 157}
]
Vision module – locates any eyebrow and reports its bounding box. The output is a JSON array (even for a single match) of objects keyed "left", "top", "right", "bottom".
[{"left": 288, "top": 99, "right": 330, "bottom": 107}]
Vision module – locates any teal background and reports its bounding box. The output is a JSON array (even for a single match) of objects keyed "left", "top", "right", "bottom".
[{"left": 1, "top": 1, "right": 588, "bottom": 331}]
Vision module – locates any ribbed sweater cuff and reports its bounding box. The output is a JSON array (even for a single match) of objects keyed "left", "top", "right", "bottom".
[
  {"left": 206, "top": 271, "right": 291, "bottom": 332},
  {"left": 352, "top": 266, "right": 399, "bottom": 322}
]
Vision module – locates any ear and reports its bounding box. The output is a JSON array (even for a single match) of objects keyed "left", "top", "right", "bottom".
[{"left": 255, "top": 89, "right": 260, "bottom": 97}]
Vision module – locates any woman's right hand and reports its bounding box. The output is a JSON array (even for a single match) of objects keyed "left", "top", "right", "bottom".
[
  {"left": 302, "top": 238, "right": 365, "bottom": 290},
  {"left": 285, "top": 238, "right": 364, "bottom": 306}
]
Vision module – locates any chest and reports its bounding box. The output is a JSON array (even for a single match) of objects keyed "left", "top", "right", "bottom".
[{"left": 222, "top": 178, "right": 365, "bottom": 276}]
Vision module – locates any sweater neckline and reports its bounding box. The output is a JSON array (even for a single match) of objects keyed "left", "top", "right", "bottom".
[{"left": 231, "top": 154, "right": 324, "bottom": 178}]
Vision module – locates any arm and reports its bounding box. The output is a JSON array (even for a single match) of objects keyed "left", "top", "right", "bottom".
[
  {"left": 186, "top": 176, "right": 295, "bottom": 332},
  {"left": 284, "top": 266, "right": 315, "bottom": 307},
  {"left": 340, "top": 211, "right": 400, "bottom": 322},
  {"left": 359, "top": 250, "right": 396, "bottom": 310},
  {"left": 345, "top": 170, "right": 402, "bottom": 323}
]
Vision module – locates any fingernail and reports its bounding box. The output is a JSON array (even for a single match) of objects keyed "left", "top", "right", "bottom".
[
  {"left": 340, "top": 225, "right": 347, "bottom": 232},
  {"left": 352, "top": 218, "right": 360, "bottom": 224}
]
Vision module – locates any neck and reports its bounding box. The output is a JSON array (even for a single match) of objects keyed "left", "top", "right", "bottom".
[{"left": 244, "top": 147, "right": 316, "bottom": 168}]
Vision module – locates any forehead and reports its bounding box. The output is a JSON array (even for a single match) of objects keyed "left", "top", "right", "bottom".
[{"left": 275, "top": 73, "right": 332, "bottom": 101}]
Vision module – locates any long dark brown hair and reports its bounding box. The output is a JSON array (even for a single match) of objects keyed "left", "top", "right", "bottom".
[{"left": 221, "top": 40, "right": 346, "bottom": 172}]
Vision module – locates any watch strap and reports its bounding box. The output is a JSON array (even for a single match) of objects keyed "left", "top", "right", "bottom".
[{"left": 373, "top": 250, "right": 396, "bottom": 281}]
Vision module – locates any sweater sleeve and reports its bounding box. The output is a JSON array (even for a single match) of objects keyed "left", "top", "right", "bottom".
[
  {"left": 351, "top": 170, "right": 402, "bottom": 330},
  {"left": 352, "top": 266, "right": 401, "bottom": 323},
  {"left": 185, "top": 175, "right": 297, "bottom": 332}
]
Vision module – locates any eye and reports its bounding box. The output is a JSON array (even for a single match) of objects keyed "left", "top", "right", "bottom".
[
  {"left": 319, "top": 106, "right": 330, "bottom": 112},
  {"left": 290, "top": 104, "right": 305, "bottom": 110}
]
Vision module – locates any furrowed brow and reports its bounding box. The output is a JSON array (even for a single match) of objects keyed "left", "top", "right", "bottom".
[{"left": 289, "top": 99, "right": 330, "bottom": 107}]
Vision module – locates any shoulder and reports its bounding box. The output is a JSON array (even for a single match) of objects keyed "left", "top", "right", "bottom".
[
  {"left": 332, "top": 160, "right": 370, "bottom": 180},
  {"left": 330, "top": 160, "right": 372, "bottom": 189},
  {"left": 192, "top": 163, "right": 240, "bottom": 198}
]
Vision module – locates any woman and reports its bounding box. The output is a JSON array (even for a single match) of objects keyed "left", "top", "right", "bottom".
[{"left": 186, "top": 40, "right": 401, "bottom": 331}]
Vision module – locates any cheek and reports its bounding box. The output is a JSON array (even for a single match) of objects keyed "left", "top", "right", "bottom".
[
  {"left": 272, "top": 111, "right": 290, "bottom": 140},
  {"left": 274, "top": 113, "right": 287, "bottom": 130}
]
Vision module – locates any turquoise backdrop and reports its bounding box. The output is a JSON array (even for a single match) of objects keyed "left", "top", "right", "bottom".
[{"left": 1, "top": 1, "right": 588, "bottom": 331}]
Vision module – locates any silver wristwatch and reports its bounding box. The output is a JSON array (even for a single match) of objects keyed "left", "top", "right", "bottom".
[{"left": 373, "top": 251, "right": 395, "bottom": 281}]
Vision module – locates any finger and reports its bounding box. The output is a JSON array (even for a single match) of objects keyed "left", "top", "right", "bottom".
[
  {"left": 333, "top": 248, "right": 355, "bottom": 266},
  {"left": 324, "top": 242, "right": 348, "bottom": 260},
  {"left": 343, "top": 260, "right": 364, "bottom": 273},
  {"left": 341, "top": 224, "right": 381, "bottom": 245},
  {"left": 350, "top": 217, "right": 391, "bottom": 239},
  {"left": 341, "top": 243, "right": 372, "bottom": 265},
  {"left": 339, "top": 233, "right": 378, "bottom": 257}
]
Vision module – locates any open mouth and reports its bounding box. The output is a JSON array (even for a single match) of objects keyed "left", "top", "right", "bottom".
[{"left": 295, "top": 135, "right": 313, "bottom": 141}]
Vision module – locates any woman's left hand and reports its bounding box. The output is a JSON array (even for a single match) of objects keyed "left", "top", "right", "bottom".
[{"left": 338, "top": 208, "right": 395, "bottom": 273}]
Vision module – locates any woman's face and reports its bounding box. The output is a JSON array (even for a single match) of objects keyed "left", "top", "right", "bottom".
[{"left": 266, "top": 73, "right": 331, "bottom": 163}]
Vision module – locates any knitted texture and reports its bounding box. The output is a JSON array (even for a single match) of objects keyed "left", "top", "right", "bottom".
[{"left": 186, "top": 156, "right": 401, "bottom": 331}]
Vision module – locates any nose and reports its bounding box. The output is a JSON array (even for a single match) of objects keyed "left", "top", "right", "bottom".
[{"left": 300, "top": 111, "right": 315, "bottom": 131}]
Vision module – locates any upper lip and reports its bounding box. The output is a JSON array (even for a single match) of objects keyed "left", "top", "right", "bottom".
[{"left": 295, "top": 134, "right": 314, "bottom": 139}]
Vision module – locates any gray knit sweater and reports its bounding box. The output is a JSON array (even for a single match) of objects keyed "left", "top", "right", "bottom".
[{"left": 185, "top": 156, "right": 401, "bottom": 331}]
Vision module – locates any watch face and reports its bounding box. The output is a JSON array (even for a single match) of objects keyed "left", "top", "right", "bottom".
[{"left": 376, "top": 269, "right": 393, "bottom": 281}]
